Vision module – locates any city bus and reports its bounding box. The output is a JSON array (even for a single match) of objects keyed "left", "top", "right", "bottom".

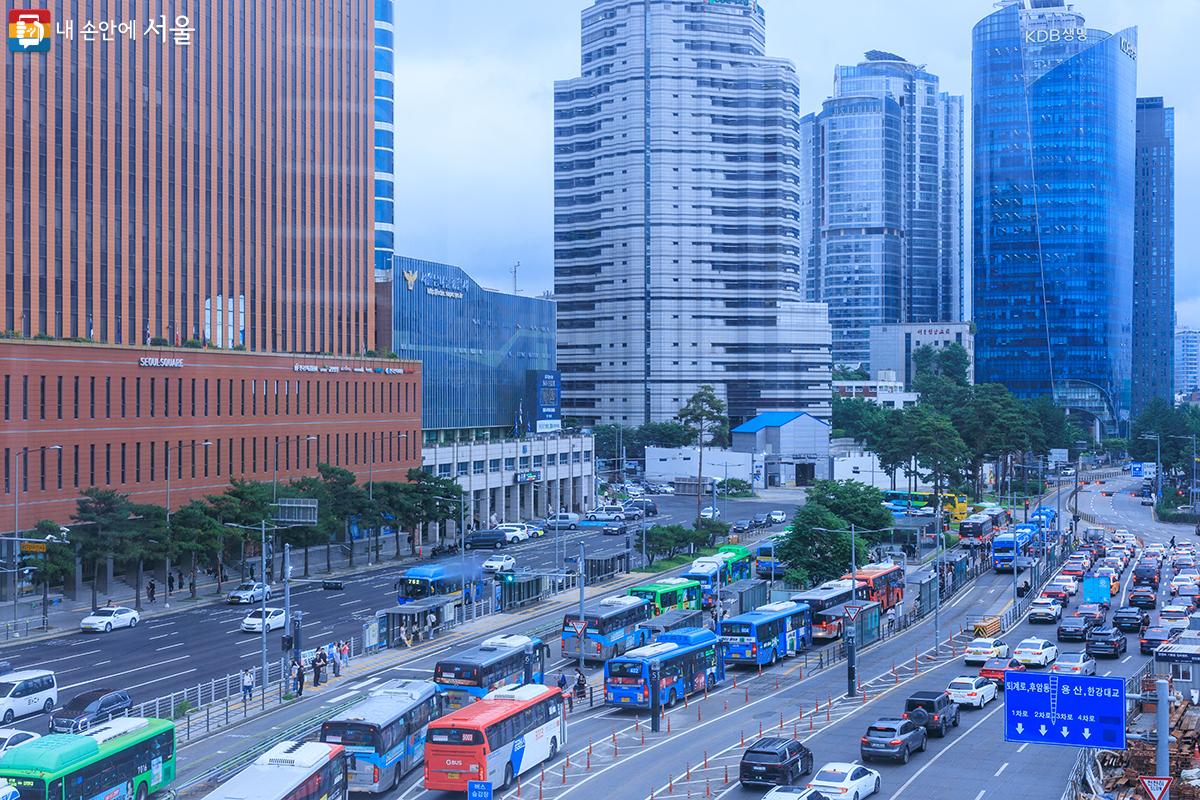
[
  {"left": 394, "top": 564, "right": 482, "bottom": 604},
  {"left": 716, "top": 544, "right": 753, "bottom": 580},
  {"left": 561, "top": 595, "right": 652, "bottom": 662},
  {"left": 789, "top": 579, "right": 861, "bottom": 640},
  {"left": 434, "top": 634, "right": 549, "bottom": 708},
  {"left": 718, "top": 601, "right": 812, "bottom": 666},
  {"left": 681, "top": 550, "right": 750, "bottom": 609},
  {"left": 603, "top": 628, "right": 723, "bottom": 709},
  {"left": 423, "top": 684, "right": 566, "bottom": 792},
  {"left": 0, "top": 717, "right": 175, "bottom": 800},
  {"left": 842, "top": 563, "right": 905, "bottom": 610},
  {"left": 198, "top": 740, "right": 347, "bottom": 800},
  {"left": 319, "top": 681, "right": 441, "bottom": 793},
  {"left": 883, "top": 491, "right": 970, "bottom": 522},
  {"left": 991, "top": 529, "right": 1034, "bottom": 572},
  {"left": 958, "top": 513, "right": 994, "bottom": 548},
  {"left": 628, "top": 577, "right": 702, "bottom": 614},
  {"left": 754, "top": 535, "right": 787, "bottom": 579}
]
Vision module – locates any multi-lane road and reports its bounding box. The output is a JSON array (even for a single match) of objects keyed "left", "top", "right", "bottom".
[{"left": 0, "top": 494, "right": 796, "bottom": 736}]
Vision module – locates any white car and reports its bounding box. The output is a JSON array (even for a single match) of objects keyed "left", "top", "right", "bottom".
[
  {"left": 496, "top": 524, "right": 531, "bottom": 543},
  {"left": 240, "top": 607, "right": 286, "bottom": 633},
  {"left": 655, "top": 483, "right": 676, "bottom": 495},
  {"left": 700, "top": 506, "right": 721, "bottom": 520},
  {"left": 482, "top": 554, "right": 516, "bottom": 573},
  {"left": 1052, "top": 652, "right": 1097, "bottom": 675},
  {"left": 624, "top": 484, "right": 645, "bottom": 498},
  {"left": 1014, "top": 638, "right": 1058, "bottom": 667},
  {"left": 227, "top": 582, "right": 271, "bottom": 604},
  {"left": 946, "top": 675, "right": 997, "bottom": 709},
  {"left": 768, "top": 510, "right": 788, "bottom": 524},
  {"left": 1028, "top": 598, "right": 1063, "bottom": 623},
  {"left": 80, "top": 606, "right": 139, "bottom": 633},
  {"left": 963, "top": 637, "right": 1009, "bottom": 665},
  {"left": 0, "top": 728, "right": 39, "bottom": 754},
  {"left": 807, "top": 762, "right": 880, "bottom": 799},
  {"left": 1051, "top": 576, "right": 1079, "bottom": 595},
  {"left": 762, "top": 788, "right": 827, "bottom": 800},
  {"left": 1169, "top": 574, "right": 1198, "bottom": 594}
]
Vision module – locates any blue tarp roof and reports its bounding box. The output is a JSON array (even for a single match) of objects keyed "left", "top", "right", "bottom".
[{"left": 731, "top": 411, "right": 828, "bottom": 433}]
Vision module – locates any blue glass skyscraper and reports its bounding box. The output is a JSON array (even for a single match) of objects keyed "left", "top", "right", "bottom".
[
  {"left": 374, "top": 0, "right": 396, "bottom": 283},
  {"left": 972, "top": 0, "right": 1137, "bottom": 433}
]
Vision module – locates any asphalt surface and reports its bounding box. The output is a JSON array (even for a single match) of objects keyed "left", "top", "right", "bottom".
[
  {"left": 372, "top": 473, "right": 1181, "bottom": 800},
  {"left": 0, "top": 494, "right": 797, "bottom": 735}
]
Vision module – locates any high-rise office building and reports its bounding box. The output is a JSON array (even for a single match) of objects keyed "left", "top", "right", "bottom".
[
  {"left": 374, "top": 0, "right": 397, "bottom": 285},
  {"left": 1, "top": 3, "right": 375, "bottom": 355},
  {"left": 804, "top": 52, "right": 963, "bottom": 367},
  {"left": 554, "top": 0, "right": 832, "bottom": 428},
  {"left": 1176, "top": 329, "right": 1200, "bottom": 396},
  {"left": 972, "top": 0, "right": 1137, "bottom": 433},
  {"left": 1131, "top": 97, "right": 1175, "bottom": 417}
]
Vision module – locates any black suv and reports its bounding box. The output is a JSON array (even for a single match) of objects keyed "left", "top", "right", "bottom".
[
  {"left": 1140, "top": 626, "right": 1174, "bottom": 655},
  {"left": 625, "top": 499, "right": 659, "bottom": 517},
  {"left": 463, "top": 530, "right": 508, "bottom": 550},
  {"left": 753, "top": 513, "right": 770, "bottom": 529},
  {"left": 860, "top": 717, "right": 926, "bottom": 764},
  {"left": 1085, "top": 626, "right": 1128, "bottom": 658},
  {"left": 738, "top": 737, "right": 814, "bottom": 787},
  {"left": 1112, "top": 607, "right": 1147, "bottom": 633},
  {"left": 902, "top": 691, "right": 960, "bottom": 738},
  {"left": 50, "top": 689, "right": 132, "bottom": 733},
  {"left": 1133, "top": 563, "right": 1160, "bottom": 588},
  {"left": 1056, "top": 616, "right": 1093, "bottom": 642},
  {"left": 1128, "top": 587, "right": 1158, "bottom": 609}
]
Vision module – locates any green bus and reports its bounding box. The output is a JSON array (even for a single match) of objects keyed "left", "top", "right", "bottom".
[
  {"left": 716, "top": 544, "right": 753, "bottom": 581},
  {"left": 0, "top": 717, "right": 175, "bottom": 800},
  {"left": 628, "top": 577, "right": 702, "bottom": 614}
]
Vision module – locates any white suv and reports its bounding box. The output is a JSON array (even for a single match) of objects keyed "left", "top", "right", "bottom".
[{"left": 495, "top": 524, "right": 530, "bottom": 543}]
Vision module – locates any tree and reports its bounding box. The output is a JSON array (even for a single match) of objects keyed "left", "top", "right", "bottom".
[
  {"left": 676, "top": 385, "right": 728, "bottom": 522},
  {"left": 124, "top": 504, "right": 169, "bottom": 611},
  {"left": 803, "top": 480, "right": 893, "bottom": 537},
  {"left": 71, "top": 488, "right": 134, "bottom": 612},
  {"left": 169, "top": 500, "right": 225, "bottom": 597},
  {"left": 206, "top": 479, "right": 273, "bottom": 579},
  {"left": 638, "top": 524, "right": 690, "bottom": 565},
  {"left": 831, "top": 396, "right": 889, "bottom": 446},
  {"left": 833, "top": 365, "right": 869, "bottom": 381},
  {"left": 693, "top": 518, "right": 730, "bottom": 548},
  {"left": 776, "top": 504, "right": 868, "bottom": 586},
  {"left": 911, "top": 343, "right": 970, "bottom": 388},
  {"left": 27, "top": 520, "right": 73, "bottom": 630},
  {"left": 905, "top": 405, "right": 971, "bottom": 529}
]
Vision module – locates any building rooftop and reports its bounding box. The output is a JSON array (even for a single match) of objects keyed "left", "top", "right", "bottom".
[{"left": 732, "top": 411, "right": 828, "bottom": 433}]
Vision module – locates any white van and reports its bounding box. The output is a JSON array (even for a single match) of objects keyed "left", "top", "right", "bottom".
[{"left": 0, "top": 670, "right": 57, "bottom": 723}]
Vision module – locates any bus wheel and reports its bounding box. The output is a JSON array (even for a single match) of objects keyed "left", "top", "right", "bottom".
[
  {"left": 135, "top": 784, "right": 148, "bottom": 800},
  {"left": 667, "top": 690, "right": 677, "bottom": 707},
  {"left": 503, "top": 764, "right": 514, "bottom": 790}
]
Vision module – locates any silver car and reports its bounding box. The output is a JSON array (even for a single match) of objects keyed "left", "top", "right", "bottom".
[{"left": 226, "top": 581, "right": 270, "bottom": 605}]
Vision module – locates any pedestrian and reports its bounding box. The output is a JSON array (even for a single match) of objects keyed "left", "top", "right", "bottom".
[
  {"left": 168, "top": 574, "right": 175, "bottom": 596},
  {"left": 885, "top": 607, "right": 896, "bottom": 635},
  {"left": 427, "top": 611, "right": 437, "bottom": 640},
  {"left": 399, "top": 622, "right": 409, "bottom": 648},
  {"left": 296, "top": 660, "right": 306, "bottom": 697},
  {"left": 340, "top": 640, "right": 350, "bottom": 670},
  {"left": 557, "top": 672, "right": 568, "bottom": 693},
  {"left": 147, "top": 579, "right": 156, "bottom": 604},
  {"left": 177, "top": 569, "right": 185, "bottom": 589},
  {"left": 188, "top": 576, "right": 196, "bottom": 595},
  {"left": 241, "top": 668, "right": 254, "bottom": 703},
  {"left": 289, "top": 660, "right": 300, "bottom": 694},
  {"left": 331, "top": 643, "right": 342, "bottom": 678},
  {"left": 313, "top": 649, "right": 326, "bottom": 686},
  {"left": 1171, "top": 535, "right": 1177, "bottom": 548}
]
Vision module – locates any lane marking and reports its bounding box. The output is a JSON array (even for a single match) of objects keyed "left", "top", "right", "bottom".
[
  {"left": 886, "top": 702, "right": 1006, "bottom": 799},
  {"left": 994, "top": 762, "right": 1008, "bottom": 777},
  {"left": 154, "top": 642, "right": 186, "bottom": 652},
  {"left": 1122, "top": 655, "right": 1132, "bottom": 663},
  {"left": 21, "top": 649, "right": 102, "bottom": 667},
  {"left": 59, "top": 655, "right": 191, "bottom": 691},
  {"left": 1017, "top": 743, "right": 1029, "bottom": 753},
  {"left": 974, "top": 792, "right": 986, "bottom": 800},
  {"left": 325, "top": 690, "right": 359, "bottom": 704},
  {"left": 123, "top": 667, "right": 198, "bottom": 693}
]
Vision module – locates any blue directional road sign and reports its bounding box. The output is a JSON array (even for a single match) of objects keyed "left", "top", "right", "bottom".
[
  {"left": 1131, "top": 462, "right": 1145, "bottom": 478},
  {"left": 1004, "top": 671, "right": 1125, "bottom": 749},
  {"left": 468, "top": 781, "right": 494, "bottom": 800}
]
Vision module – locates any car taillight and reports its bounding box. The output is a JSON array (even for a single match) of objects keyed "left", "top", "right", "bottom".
[
  {"left": 966, "top": 692, "right": 977, "bottom": 696},
  {"left": 373, "top": 766, "right": 380, "bottom": 783},
  {"left": 932, "top": 714, "right": 940, "bottom": 722},
  {"left": 901, "top": 712, "right": 910, "bottom": 719},
  {"left": 888, "top": 739, "right": 903, "bottom": 746}
]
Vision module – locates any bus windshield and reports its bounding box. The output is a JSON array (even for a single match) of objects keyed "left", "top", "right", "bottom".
[
  {"left": 400, "top": 578, "right": 432, "bottom": 599},
  {"left": 320, "top": 722, "right": 377, "bottom": 749},
  {"left": 428, "top": 727, "right": 482, "bottom": 745},
  {"left": 721, "top": 622, "right": 752, "bottom": 637},
  {"left": 606, "top": 661, "right": 644, "bottom": 679},
  {"left": 0, "top": 779, "right": 44, "bottom": 800}
]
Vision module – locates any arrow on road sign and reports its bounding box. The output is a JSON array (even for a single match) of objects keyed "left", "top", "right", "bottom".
[
  {"left": 1015, "top": 723, "right": 1024, "bottom": 734},
  {"left": 1039, "top": 725, "right": 1048, "bottom": 736},
  {"left": 844, "top": 604, "right": 864, "bottom": 622},
  {"left": 1060, "top": 726, "right": 1069, "bottom": 737},
  {"left": 1083, "top": 728, "right": 1091, "bottom": 740},
  {"left": 1140, "top": 776, "right": 1173, "bottom": 800}
]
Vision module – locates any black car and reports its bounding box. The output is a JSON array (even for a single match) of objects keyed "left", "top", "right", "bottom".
[
  {"left": 625, "top": 499, "right": 659, "bottom": 517},
  {"left": 732, "top": 520, "right": 752, "bottom": 534},
  {"left": 1128, "top": 587, "right": 1158, "bottom": 609},
  {"left": 902, "top": 691, "right": 960, "bottom": 738},
  {"left": 1133, "top": 563, "right": 1161, "bottom": 588},
  {"left": 738, "top": 737, "right": 814, "bottom": 787},
  {"left": 1056, "top": 616, "right": 1093, "bottom": 642},
  {"left": 463, "top": 530, "right": 508, "bottom": 550},
  {"left": 752, "top": 513, "right": 770, "bottom": 529},
  {"left": 50, "top": 689, "right": 132, "bottom": 733},
  {"left": 1085, "top": 626, "right": 1128, "bottom": 658},
  {"left": 1140, "top": 626, "right": 1174, "bottom": 655},
  {"left": 1112, "top": 607, "right": 1148, "bottom": 633},
  {"left": 1075, "top": 604, "right": 1107, "bottom": 626}
]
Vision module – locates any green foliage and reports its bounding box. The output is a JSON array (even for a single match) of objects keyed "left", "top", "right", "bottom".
[
  {"left": 693, "top": 517, "right": 731, "bottom": 548},
  {"left": 638, "top": 524, "right": 706, "bottom": 565},
  {"left": 72, "top": 488, "right": 136, "bottom": 610},
  {"left": 677, "top": 385, "right": 728, "bottom": 520},
  {"left": 25, "top": 520, "right": 73, "bottom": 593},
  {"left": 833, "top": 365, "right": 869, "bottom": 381},
  {"left": 776, "top": 504, "right": 868, "bottom": 586},
  {"left": 593, "top": 421, "right": 696, "bottom": 461},
  {"left": 831, "top": 396, "right": 890, "bottom": 446},
  {"left": 911, "top": 343, "right": 970, "bottom": 388},
  {"left": 172, "top": 700, "right": 194, "bottom": 719},
  {"left": 803, "top": 480, "right": 892, "bottom": 537},
  {"left": 1129, "top": 398, "right": 1195, "bottom": 475},
  {"left": 717, "top": 478, "right": 753, "bottom": 497}
]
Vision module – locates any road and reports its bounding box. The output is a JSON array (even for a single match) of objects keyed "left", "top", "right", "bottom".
[
  {"left": 0, "top": 494, "right": 797, "bottom": 734},
  {"left": 363, "top": 473, "right": 1181, "bottom": 800}
]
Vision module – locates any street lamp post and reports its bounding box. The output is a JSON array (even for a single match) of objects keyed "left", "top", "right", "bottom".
[
  {"left": 10, "top": 445, "right": 61, "bottom": 631},
  {"left": 166, "top": 440, "right": 212, "bottom": 523}
]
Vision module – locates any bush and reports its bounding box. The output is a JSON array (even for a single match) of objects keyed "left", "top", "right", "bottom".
[
  {"left": 172, "top": 700, "right": 194, "bottom": 719},
  {"left": 182, "top": 338, "right": 205, "bottom": 348},
  {"left": 717, "top": 478, "right": 754, "bottom": 497},
  {"left": 149, "top": 336, "right": 169, "bottom": 346}
]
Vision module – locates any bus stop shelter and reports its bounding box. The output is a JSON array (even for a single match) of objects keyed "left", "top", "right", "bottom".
[
  {"left": 377, "top": 595, "right": 460, "bottom": 647},
  {"left": 498, "top": 572, "right": 545, "bottom": 611},
  {"left": 820, "top": 600, "right": 882, "bottom": 647}
]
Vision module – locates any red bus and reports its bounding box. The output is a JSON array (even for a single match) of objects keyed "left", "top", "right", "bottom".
[
  {"left": 423, "top": 684, "right": 567, "bottom": 792},
  {"left": 842, "top": 563, "right": 905, "bottom": 610}
]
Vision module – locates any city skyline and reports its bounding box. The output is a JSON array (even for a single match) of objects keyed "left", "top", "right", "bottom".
[{"left": 392, "top": 0, "right": 1195, "bottom": 319}]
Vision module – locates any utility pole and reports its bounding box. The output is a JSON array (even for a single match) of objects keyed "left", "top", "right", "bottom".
[
  {"left": 577, "top": 541, "right": 586, "bottom": 677},
  {"left": 283, "top": 543, "right": 292, "bottom": 636},
  {"left": 846, "top": 523, "right": 858, "bottom": 699},
  {"left": 259, "top": 519, "right": 268, "bottom": 689}
]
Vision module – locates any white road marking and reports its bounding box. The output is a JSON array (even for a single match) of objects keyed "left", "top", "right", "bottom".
[
  {"left": 123, "top": 668, "right": 198, "bottom": 692},
  {"left": 22, "top": 649, "right": 102, "bottom": 667},
  {"left": 886, "top": 702, "right": 1006, "bottom": 799},
  {"left": 1017, "top": 743, "right": 1029, "bottom": 753},
  {"left": 994, "top": 762, "right": 1008, "bottom": 777},
  {"left": 974, "top": 792, "right": 986, "bottom": 800},
  {"left": 59, "top": 655, "right": 191, "bottom": 691},
  {"left": 154, "top": 642, "right": 186, "bottom": 652},
  {"left": 325, "top": 690, "right": 359, "bottom": 704},
  {"left": 1122, "top": 655, "right": 1132, "bottom": 663}
]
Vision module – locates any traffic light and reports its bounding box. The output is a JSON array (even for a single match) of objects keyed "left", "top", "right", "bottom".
[{"left": 1024, "top": 499, "right": 1030, "bottom": 510}]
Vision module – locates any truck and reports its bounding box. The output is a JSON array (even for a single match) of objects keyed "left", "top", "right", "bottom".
[{"left": 719, "top": 578, "right": 769, "bottom": 619}]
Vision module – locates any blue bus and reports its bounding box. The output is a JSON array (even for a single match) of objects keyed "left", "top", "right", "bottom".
[
  {"left": 681, "top": 549, "right": 754, "bottom": 609},
  {"left": 394, "top": 564, "right": 482, "bottom": 604},
  {"left": 320, "top": 680, "right": 442, "bottom": 794},
  {"left": 718, "top": 600, "right": 812, "bottom": 666},
  {"left": 561, "top": 595, "right": 653, "bottom": 662},
  {"left": 603, "top": 628, "right": 723, "bottom": 709},
  {"left": 754, "top": 535, "right": 786, "bottom": 579},
  {"left": 433, "top": 634, "right": 549, "bottom": 709},
  {"left": 991, "top": 529, "right": 1034, "bottom": 572}
]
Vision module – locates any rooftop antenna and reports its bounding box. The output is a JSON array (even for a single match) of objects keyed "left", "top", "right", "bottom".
[{"left": 512, "top": 261, "right": 521, "bottom": 294}]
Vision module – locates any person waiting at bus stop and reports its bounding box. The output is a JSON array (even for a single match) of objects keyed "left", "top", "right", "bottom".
[{"left": 574, "top": 668, "right": 587, "bottom": 700}]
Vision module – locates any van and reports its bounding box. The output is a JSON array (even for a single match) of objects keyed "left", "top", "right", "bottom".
[
  {"left": 0, "top": 670, "right": 57, "bottom": 723},
  {"left": 463, "top": 529, "right": 508, "bottom": 550},
  {"left": 546, "top": 513, "right": 581, "bottom": 530}
]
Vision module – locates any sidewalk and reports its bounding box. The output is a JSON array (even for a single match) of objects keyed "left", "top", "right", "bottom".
[
  {"left": 171, "top": 569, "right": 648, "bottom": 795},
  {"left": 0, "top": 538, "right": 423, "bottom": 645}
]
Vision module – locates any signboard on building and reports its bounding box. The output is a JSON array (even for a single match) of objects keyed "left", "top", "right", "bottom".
[
  {"left": 514, "top": 470, "right": 542, "bottom": 484},
  {"left": 1049, "top": 448, "right": 1069, "bottom": 466},
  {"left": 526, "top": 370, "right": 562, "bottom": 434}
]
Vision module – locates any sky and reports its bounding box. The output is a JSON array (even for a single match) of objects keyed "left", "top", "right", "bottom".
[{"left": 392, "top": 0, "right": 1198, "bottom": 322}]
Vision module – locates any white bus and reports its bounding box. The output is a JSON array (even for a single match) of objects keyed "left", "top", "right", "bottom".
[
  {"left": 320, "top": 680, "right": 441, "bottom": 793},
  {"left": 199, "top": 740, "right": 347, "bottom": 800}
]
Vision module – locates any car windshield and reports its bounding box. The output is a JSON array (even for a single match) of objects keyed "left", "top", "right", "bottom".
[
  {"left": 246, "top": 611, "right": 265, "bottom": 619},
  {"left": 867, "top": 725, "right": 898, "bottom": 736},
  {"left": 235, "top": 583, "right": 256, "bottom": 591},
  {"left": 968, "top": 639, "right": 994, "bottom": 648},
  {"left": 65, "top": 694, "right": 100, "bottom": 711},
  {"left": 948, "top": 680, "right": 975, "bottom": 691},
  {"left": 742, "top": 750, "right": 782, "bottom": 764},
  {"left": 1018, "top": 640, "right": 1042, "bottom": 649},
  {"left": 0, "top": 683, "right": 14, "bottom": 697},
  {"left": 814, "top": 769, "right": 849, "bottom": 783},
  {"left": 91, "top": 609, "right": 116, "bottom": 617}
]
